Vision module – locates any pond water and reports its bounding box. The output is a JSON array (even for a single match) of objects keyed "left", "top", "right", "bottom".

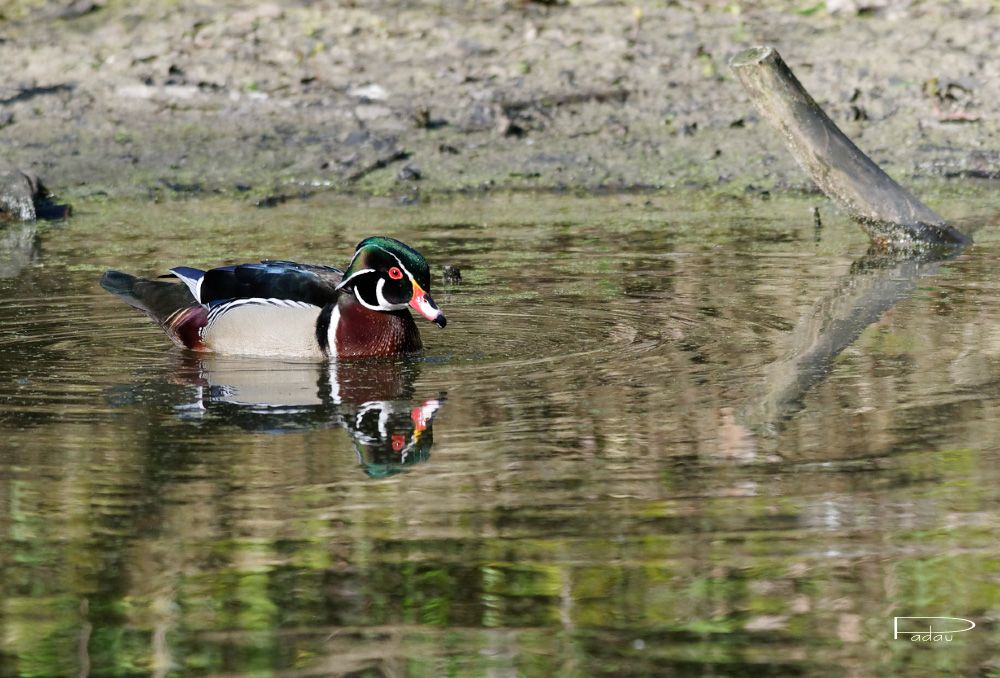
[{"left": 1, "top": 186, "right": 999, "bottom": 676}]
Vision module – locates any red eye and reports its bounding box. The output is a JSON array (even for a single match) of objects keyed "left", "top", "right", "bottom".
[{"left": 388, "top": 266, "right": 404, "bottom": 280}]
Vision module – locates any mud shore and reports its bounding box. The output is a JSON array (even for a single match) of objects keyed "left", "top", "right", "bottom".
[{"left": 1, "top": 1, "right": 997, "bottom": 201}]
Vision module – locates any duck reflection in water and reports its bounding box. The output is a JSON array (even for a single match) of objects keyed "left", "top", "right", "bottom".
[{"left": 169, "top": 354, "right": 443, "bottom": 477}]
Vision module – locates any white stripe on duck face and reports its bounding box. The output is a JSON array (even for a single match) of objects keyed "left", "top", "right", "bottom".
[
  {"left": 375, "top": 245, "right": 422, "bottom": 287},
  {"left": 375, "top": 277, "right": 409, "bottom": 310},
  {"left": 336, "top": 244, "right": 418, "bottom": 295},
  {"left": 353, "top": 278, "right": 409, "bottom": 312},
  {"left": 335, "top": 267, "right": 374, "bottom": 291},
  {"left": 201, "top": 298, "right": 325, "bottom": 358}
]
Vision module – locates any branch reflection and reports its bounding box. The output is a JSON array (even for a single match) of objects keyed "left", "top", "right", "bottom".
[{"left": 740, "top": 248, "right": 960, "bottom": 437}]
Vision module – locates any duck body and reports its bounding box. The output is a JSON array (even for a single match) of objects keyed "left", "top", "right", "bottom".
[{"left": 101, "top": 237, "right": 445, "bottom": 359}]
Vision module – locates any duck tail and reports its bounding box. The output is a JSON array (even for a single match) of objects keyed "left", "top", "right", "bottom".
[{"left": 100, "top": 270, "right": 207, "bottom": 349}]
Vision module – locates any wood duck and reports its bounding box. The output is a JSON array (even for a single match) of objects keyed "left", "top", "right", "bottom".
[{"left": 100, "top": 236, "right": 446, "bottom": 359}]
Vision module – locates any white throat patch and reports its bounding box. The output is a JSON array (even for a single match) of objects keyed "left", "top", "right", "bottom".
[
  {"left": 374, "top": 278, "right": 409, "bottom": 311},
  {"left": 354, "top": 285, "right": 382, "bottom": 311},
  {"left": 354, "top": 278, "right": 408, "bottom": 312}
]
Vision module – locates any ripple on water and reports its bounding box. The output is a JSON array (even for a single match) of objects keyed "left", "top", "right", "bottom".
[{"left": 426, "top": 303, "right": 663, "bottom": 367}]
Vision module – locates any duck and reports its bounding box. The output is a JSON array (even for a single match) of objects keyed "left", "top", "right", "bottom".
[{"left": 100, "top": 236, "right": 446, "bottom": 359}]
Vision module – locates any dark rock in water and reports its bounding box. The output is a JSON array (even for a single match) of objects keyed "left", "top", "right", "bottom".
[
  {"left": 0, "top": 162, "right": 40, "bottom": 221},
  {"left": 442, "top": 264, "right": 462, "bottom": 284},
  {"left": 35, "top": 203, "right": 73, "bottom": 220},
  {"left": 0, "top": 161, "right": 72, "bottom": 222}
]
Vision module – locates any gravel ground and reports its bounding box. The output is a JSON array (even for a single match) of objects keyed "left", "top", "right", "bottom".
[{"left": 0, "top": 0, "right": 998, "bottom": 201}]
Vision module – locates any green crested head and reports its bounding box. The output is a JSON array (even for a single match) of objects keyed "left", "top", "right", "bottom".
[
  {"left": 337, "top": 236, "right": 446, "bottom": 328},
  {"left": 342, "top": 236, "right": 432, "bottom": 291}
]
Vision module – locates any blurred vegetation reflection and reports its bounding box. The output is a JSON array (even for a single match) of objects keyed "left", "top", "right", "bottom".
[{"left": 0, "top": 191, "right": 999, "bottom": 675}]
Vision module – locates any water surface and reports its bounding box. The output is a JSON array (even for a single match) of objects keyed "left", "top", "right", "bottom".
[{"left": 1, "top": 187, "right": 999, "bottom": 675}]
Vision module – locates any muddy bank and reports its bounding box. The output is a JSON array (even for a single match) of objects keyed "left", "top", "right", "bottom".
[{"left": 0, "top": 0, "right": 997, "bottom": 201}]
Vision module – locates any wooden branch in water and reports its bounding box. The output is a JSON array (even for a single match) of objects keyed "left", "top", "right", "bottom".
[{"left": 729, "top": 46, "right": 971, "bottom": 249}]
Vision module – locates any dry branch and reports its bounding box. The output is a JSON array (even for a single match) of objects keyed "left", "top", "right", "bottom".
[{"left": 730, "top": 46, "right": 970, "bottom": 249}]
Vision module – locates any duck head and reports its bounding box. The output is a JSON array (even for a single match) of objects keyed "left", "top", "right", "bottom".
[{"left": 336, "top": 236, "right": 446, "bottom": 328}]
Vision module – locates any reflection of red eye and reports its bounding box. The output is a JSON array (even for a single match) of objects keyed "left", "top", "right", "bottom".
[
  {"left": 388, "top": 266, "right": 403, "bottom": 280},
  {"left": 391, "top": 434, "right": 406, "bottom": 451}
]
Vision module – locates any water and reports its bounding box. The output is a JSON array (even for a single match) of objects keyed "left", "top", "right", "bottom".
[{"left": 1, "top": 187, "right": 999, "bottom": 675}]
